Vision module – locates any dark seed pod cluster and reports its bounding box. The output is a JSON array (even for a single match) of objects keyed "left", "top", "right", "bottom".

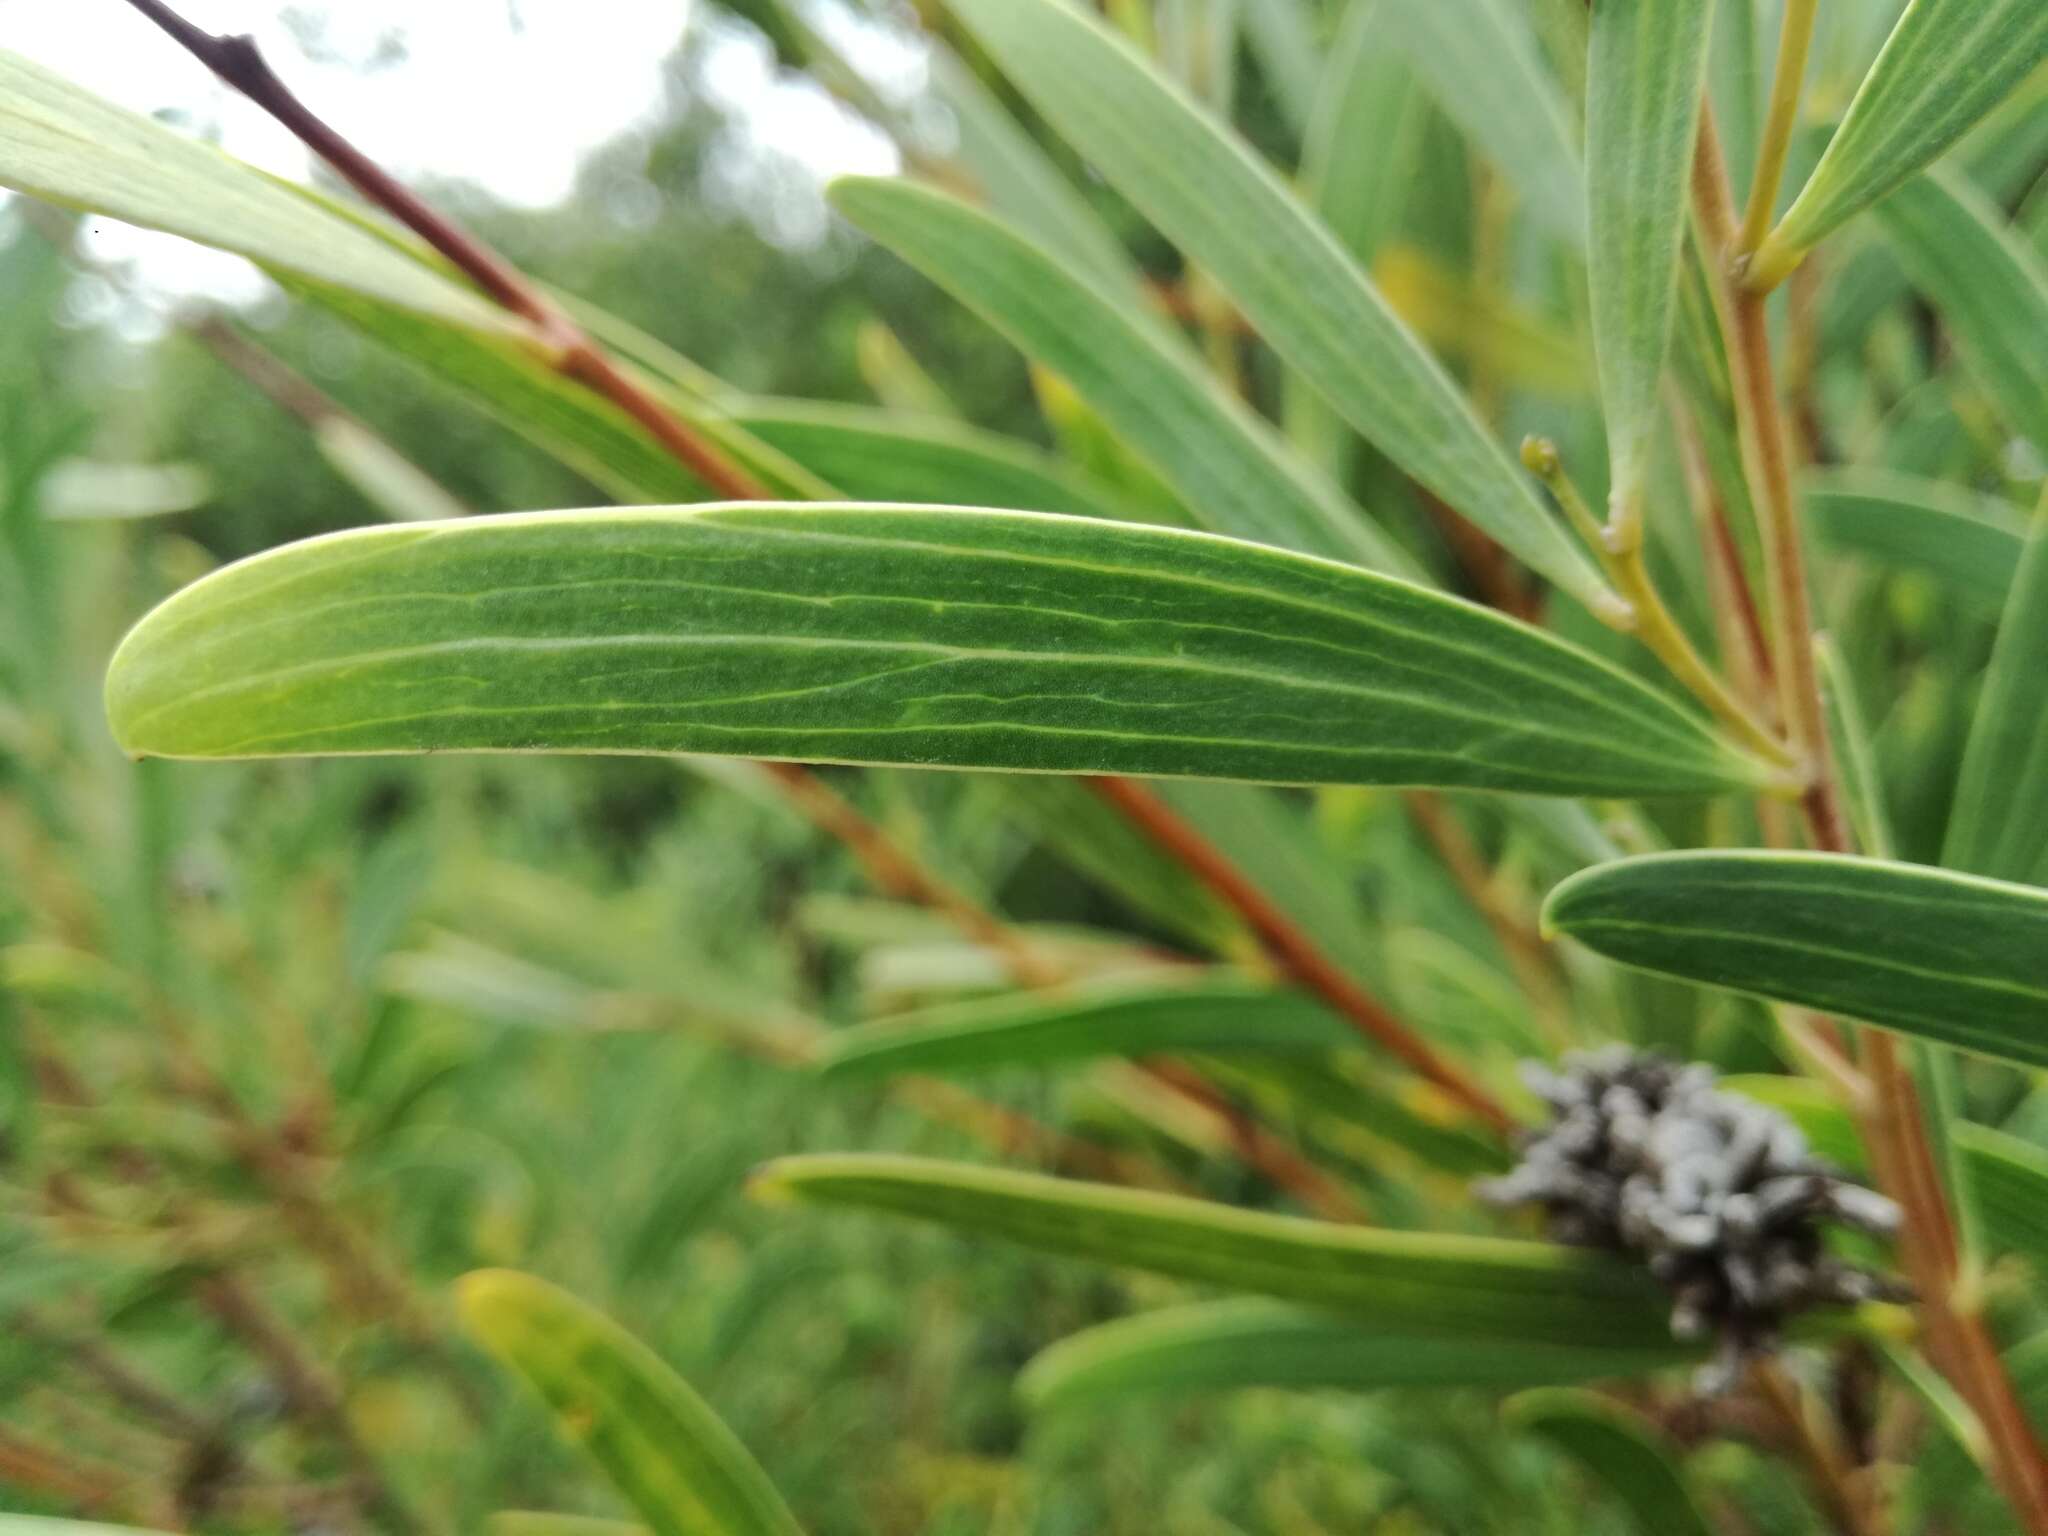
[{"left": 1478, "top": 1048, "right": 1909, "bottom": 1391}]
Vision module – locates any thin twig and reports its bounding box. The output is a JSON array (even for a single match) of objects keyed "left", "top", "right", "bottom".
[
  {"left": 758, "top": 762, "right": 1066, "bottom": 988},
  {"left": 1083, "top": 776, "right": 1516, "bottom": 1138},
  {"left": 119, "top": 0, "right": 769, "bottom": 501},
  {"left": 1523, "top": 437, "right": 1794, "bottom": 771}
]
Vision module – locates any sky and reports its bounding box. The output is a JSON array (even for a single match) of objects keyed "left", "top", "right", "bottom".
[{"left": 0, "top": 0, "right": 906, "bottom": 307}]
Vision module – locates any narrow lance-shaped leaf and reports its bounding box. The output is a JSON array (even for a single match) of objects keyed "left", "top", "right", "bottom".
[
  {"left": 818, "top": 976, "right": 1352, "bottom": 1081},
  {"left": 105, "top": 505, "right": 1768, "bottom": 798},
  {"left": 1953, "top": 1124, "right": 2048, "bottom": 1277},
  {"left": 1505, "top": 1389, "right": 1717, "bottom": 1536},
  {"left": 1544, "top": 851, "right": 2048, "bottom": 1067},
  {"left": 1944, "top": 500, "right": 2048, "bottom": 889},
  {"left": 831, "top": 177, "right": 1414, "bottom": 576},
  {"left": 1758, "top": 0, "right": 2048, "bottom": 277},
  {"left": 750, "top": 1153, "right": 1678, "bottom": 1346},
  {"left": 730, "top": 399, "right": 1152, "bottom": 525},
  {"left": 1376, "top": 0, "right": 1586, "bottom": 250},
  {"left": 1585, "top": 0, "right": 1715, "bottom": 514},
  {"left": 458, "top": 1270, "right": 805, "bottom": 1536},
  {"left": 939, "top": 0, "right": 1615, "bottom": 613},
  {"left": 1816, "top": 636, "right": 1896, "bottom": 864},
  {"left": 1236, "top": 0, "right": 1321, "bottom": 139},
  {"left": 0, "top": 51, "right": 510, "bottom": 338},
  {"left": 1020, "top": 1299, "right": 1697, "bottom": 1415},
  {"left": 1875, "top": 171, "right": 2048, "bottom": 458},
  {"left": 1804, "top": 468, "right": 2027, "bottom": 612},
  {"left": 1286, "top": 0, "right": 1426, "bottom": 466},
  {"left": 286, "top": 277, "right": 720, "bottom": 506}
]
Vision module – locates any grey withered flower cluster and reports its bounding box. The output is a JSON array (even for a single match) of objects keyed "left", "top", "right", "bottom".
[{"left": 1478, "top": 1047, "right": 1909, "bottom": 1390}]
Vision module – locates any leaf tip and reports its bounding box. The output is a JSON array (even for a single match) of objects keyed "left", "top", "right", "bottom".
[
  {"left": 454, "top": 1267, "right": 540, "bottom": 1345},
  {"left": 744, "top": 1160, "right": 801, "bottom": 1207}
]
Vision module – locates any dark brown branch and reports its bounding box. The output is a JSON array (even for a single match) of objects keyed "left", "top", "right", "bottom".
[{"left": 120, "top": 0, "right": 769, "bottom": 501}]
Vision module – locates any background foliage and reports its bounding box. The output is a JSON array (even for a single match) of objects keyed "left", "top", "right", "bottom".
[{"left": 2, "top": 1, "right": 2047, "bottom": 1533}]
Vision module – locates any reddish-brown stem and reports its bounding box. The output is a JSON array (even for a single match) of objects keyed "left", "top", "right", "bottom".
[
  {"left": 759, "top": 765, "right": 1357, "bottom": 1207},
  {"left": 1690, "top": 113, "right": 1853, "bottom": 855},
  {"left": 1694, "top": 105, "right": 2048, "bottom": 1533},
  {"left": 1138, "top": 1060, "right": 1371, "bottom": 1222},
  {"left": 1676, "top": 408, "right": 1777, "bottom": 712},
  {"left": 120, "top": 0, "right": 769, "bottom": 501},
  {"left": 1084, "top": 776, "right": 1516, "bottom": 1138},
  {"left": 758, "top": 762, "right": 1066, "bottom": 988}
]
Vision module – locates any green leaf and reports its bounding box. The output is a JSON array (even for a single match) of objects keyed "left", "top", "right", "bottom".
[
  {"left": 1020, "top": 1299, "right": 1695, "bottom": 1414},
  {"left": 1237, "top": 0, "right": 1323, "bottom": 138},
  {"left": 1817, "top": 636, "right": 1897, "bottom": 862},
  {"left": 1874, "top": 171, "right": 2048, "bottom": 458},
  {"left": 938, "top": 0, "right": 1614, "bottom": 612},
  {"left": 1954, "top": 1124, "right": 2048, "bottom": 1274},
  {"left": 1505, "top": 1389, "right": 1716, "bottom": 1536},
  {"left": 1945, "top": 504, "right": 2048, "bottom": 887},
  {"left": 830, "top": 178, "right": 1411, "bottom": 574},
  {"left": 923, "top": 42, "right": 1148, "bottom": 302},
  {"left": 283, "top": 278, "right": 711, "bottom": 505},
  {"left": 818, "top": 976, "right": 1351, "bottom": 1081},
  {"left": 1377, "top": 0, "right": 1586, "bottom": 250},
  {"left": 489, "top": 1518, "right": 645, "bottom": 1536},
  {"left": 0, "top": 1525, "right": 174, "bottom": 1536},
  {"left": 730, "top": 400, "right": 1151, "bottom": 524},
  {"left": 749, "top": 1153, "right": 1678, "bottom": 1346},
  {"left": 0, "top": 51, "right": 511, "bottom": 338},
  {"left": 994, "top": 777, "right": 1242, "bottom": 952},
  {"left": 1761, "top": 1, "right": 2048, "bottom": 272},
  {"left": 105, "top": 505, "right": 1767, "bottom": 798},
  {"left": 457, "top": 1270, "right": 804, "bottom": 1536},
  {"left": 1287, "top": 0, "right": 1427, "bottom": 466},
  {"left": 1585, "top": 0, "right": 1714, "bottom": 511},
  {"left": 1544, "top": 851, "right": 2048, "bottom": 1067},
  {"left": 1804, "top": 468, "right": 2026, "bottom": 611}
]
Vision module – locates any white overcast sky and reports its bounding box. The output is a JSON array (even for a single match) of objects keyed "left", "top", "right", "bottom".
[{"left": 0, "top": 0, "right": 907, "bottom": 305}]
